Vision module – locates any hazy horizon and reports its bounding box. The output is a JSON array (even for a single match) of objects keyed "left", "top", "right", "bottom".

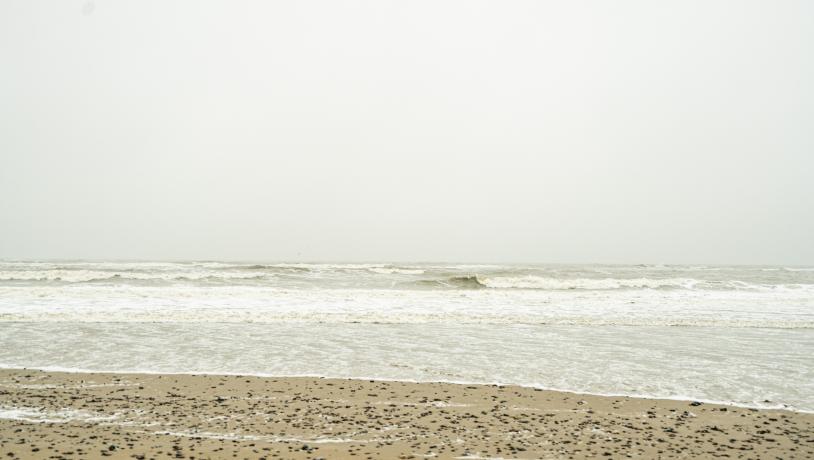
[
  {"left": 2, "top": 0, "right": 813, "bottom": 264},
  {"left": 2, "top": 259, "right": 814, "bottom": 269}
]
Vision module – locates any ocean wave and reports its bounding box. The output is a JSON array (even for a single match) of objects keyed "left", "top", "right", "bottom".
[
  {"left": 234, "top": 264, "right": 312, "bottom": 273},
  {"left": 415, "top": 275, "right": 486, "bottom": 289},
  {"left": 416, "top": 275, "right": 693, "bottom": 290},
  {"left": 263, "top": 263, "right": 390, "bottom": 270},
  {"left": 229, "top": 263, "right": 411, "bottom": 273},
  {"left": 412, "top": 275, "right": 814, "bottom": 292},
  {"left": 368, "top": 267, "right": 425, "bottom": 275},
  {"left": 477, "top": 276, "right": 696, "bottom": 290},
  {"left": 2, "top": 262, "right": 813, "bottom": 293},
  {"left": 0, "top": 270, "right": 267, "bottom": 283}
]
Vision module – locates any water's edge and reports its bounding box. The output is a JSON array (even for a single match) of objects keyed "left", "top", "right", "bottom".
[{"left": 0, "top": 365, "right": 808, "bottom": 415}]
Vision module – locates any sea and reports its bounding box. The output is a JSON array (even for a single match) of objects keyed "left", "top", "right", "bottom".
[{"left": 1, "top": 261, "right": 812, "bottom": 411}]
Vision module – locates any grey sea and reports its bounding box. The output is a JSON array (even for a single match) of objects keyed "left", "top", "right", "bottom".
[{"left": 1, "top": 261, "right": 812, "bottom": 411}]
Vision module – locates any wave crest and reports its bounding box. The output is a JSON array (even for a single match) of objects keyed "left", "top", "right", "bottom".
[
  {"left": 0, "top": 270, "right": 267, "bottom": 283},
  {"left": 412, "top": 275, "right": 813, "bottom": 291},
  {"left": 477, "top": 276, "right": 694, "bottom": 290}
]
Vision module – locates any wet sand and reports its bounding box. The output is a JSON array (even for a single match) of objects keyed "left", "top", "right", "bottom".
[{"left": 0, "top": 369, "right": 812, "bottom": 459}]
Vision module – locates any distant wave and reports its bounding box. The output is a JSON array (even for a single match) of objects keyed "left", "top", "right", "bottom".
[
  {"left": 416, "top": 274, "right": 682, "bottom": 290},
  {"left": 236, "top": 264, "right": 312, "bottom": 273},
  {"left": 0, "top": 264, "right": 429, "bottom": 282},
  {"left": 475, "top": 275, "right": 694, "bottom": 290},
  {"left": 415, "top": 275, "right": 486, "bottom": 289},
  {"left": 367, "top": 267, "right": 425, "bottom": 275},
  {"left": 3, "top": 269, "right": 811, "bottom": 292},
  {"left": 228, "top": 263, "right": 426, "bottom": 275},
  {"left": 2, "top": 262, "right": 813, "bottom": 293},
  {"left": 412, "top": 274, "right": 811, "bottom": 291},
  {"left": 0, "top": 270, "right": 267, "bottom": 283}
]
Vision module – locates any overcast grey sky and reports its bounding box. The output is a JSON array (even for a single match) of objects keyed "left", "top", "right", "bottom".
[{"left": 1, "top": 1, "right": 812, "bottom": 264}]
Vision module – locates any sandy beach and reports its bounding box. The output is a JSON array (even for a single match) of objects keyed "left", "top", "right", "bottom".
[{"left": 0, "top": 369, "right": 811, "bottom": 459}]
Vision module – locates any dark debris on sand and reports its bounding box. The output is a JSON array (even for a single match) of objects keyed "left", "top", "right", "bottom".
[{"left": 1, "top": 369, "right": 813, "bottom": 459}]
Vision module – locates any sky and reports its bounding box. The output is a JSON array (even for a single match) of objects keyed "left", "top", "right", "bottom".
[{"left": 1, "top": 0, "right": 813, "bottom": 264}]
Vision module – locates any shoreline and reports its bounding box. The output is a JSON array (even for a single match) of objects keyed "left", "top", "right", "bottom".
[
  {"left": 0, "top": 365, "right": 806, "bottom": 415},
  {"left": 2, "top": 369, "right": 812, "bottom": 459}
]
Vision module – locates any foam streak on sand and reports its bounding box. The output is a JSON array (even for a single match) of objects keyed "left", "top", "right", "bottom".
[
  {"left": 0, "top": 406, "right": 119, "bottom": 424},
  {"left": 0, "top": 370, "right": 812, "bottom": 459}
]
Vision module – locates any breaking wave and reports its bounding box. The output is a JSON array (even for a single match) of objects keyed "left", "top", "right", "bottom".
[
  {"left": 0, "top": 270, "right": 267, "bottom": 283},
  {"left": 367, "top": 267, "right": 426, "bottom": 275},
  {"left": 415, "top": 275, "right": 486, "bottom": 289},
  {"left": 476, "top": 276, "right": 693, "bottom": 290},
  {"left": 1, "top": 262, "right": 813, "bottom": 293},
  {"left": 413, "top": 275, "right": 813, "bottom": 291}
]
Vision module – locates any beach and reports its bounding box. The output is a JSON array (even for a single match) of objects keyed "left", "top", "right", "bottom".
[
  {"left": 1, "top": 369, "right": 812, "bottom": 459},
  {"left": 1, "top": 262, "right": 813, "bottom": 458}
]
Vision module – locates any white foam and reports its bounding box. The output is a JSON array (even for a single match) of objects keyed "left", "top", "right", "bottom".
[
  {"left": 368, "top": 267, "right": 426, "bottom": 275},
  {"left": 477, "top": 275, "right": 696, "bottom": 290},
  {"left": 0, "top": 270, "right": 267, "bottom": 282},
  {"left": 0, "top": 382, "right": 138, "bottom": 389},
  {"left": 0, "top": 405, "right": 119, "bottom": 423},
  {"left": 149, "top": 429, "right": 391, "bottom": 444}
]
